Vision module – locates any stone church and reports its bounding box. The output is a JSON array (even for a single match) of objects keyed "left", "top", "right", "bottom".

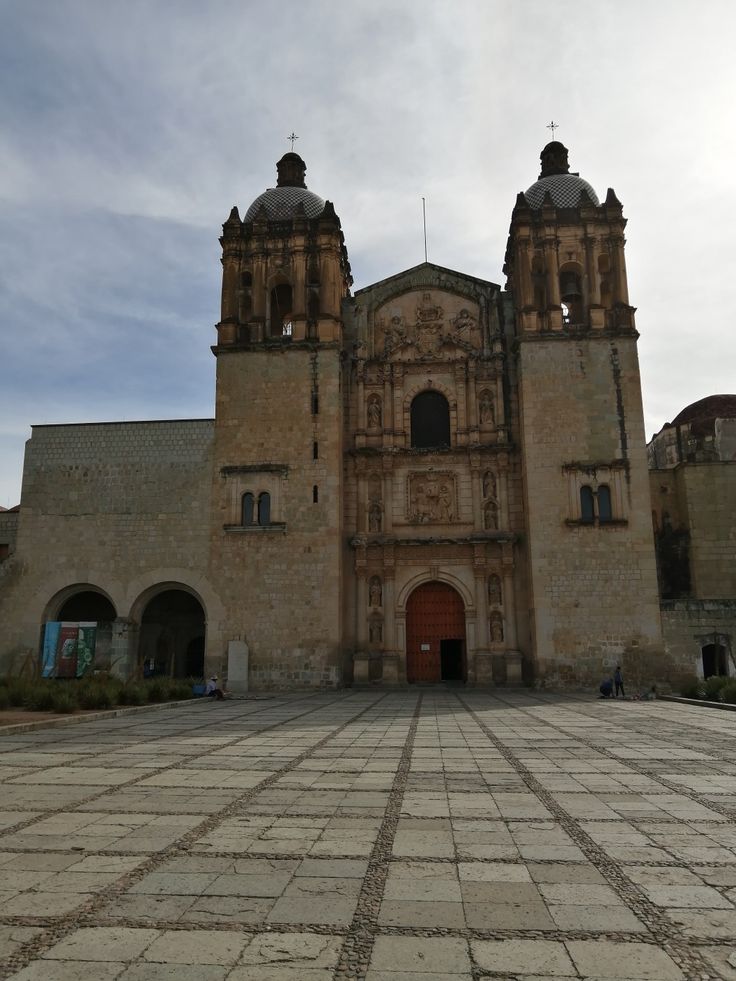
[{"left": 1, "top": 143, "right": 733, "bottom": 689}]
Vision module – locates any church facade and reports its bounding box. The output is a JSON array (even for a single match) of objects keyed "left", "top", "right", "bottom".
[{"left": 0, "top": 144, "right": 731, "bottom": 689}]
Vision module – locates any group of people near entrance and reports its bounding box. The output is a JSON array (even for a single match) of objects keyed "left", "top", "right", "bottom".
[{"left": 599, "top": 666, "right": 625, "bottom": 699}]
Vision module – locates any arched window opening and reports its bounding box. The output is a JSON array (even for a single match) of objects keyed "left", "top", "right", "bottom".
[
  {"left": 241, "top": 271, "right": 253, "bottom": 288},
  {"left": 269, "top": 283, "right": 293, "bottom": 337},
  {"left": 598, "top": 484, "right": 612, "bottom": 523},
  {"left": 702, "top": 643, "right": 728, "bottom": 679},
  {"left": 411, "top": 391, "right": 451, "bottom": 449},
  {"left": 312, "top": 485, "right": 319, "bottom": 503},
  {"left": 241, "top": 492, "right": 254, "bottom": 526},
  {"left": 257, "top": 492, "right": 271, "bottom": 525},
  {"left": 559, "top": 268, "right": 583, "bottom": 324},
  {"left": 307, "top": 258, "right": 320, "bottom": 286},
  {"left": 308, "top": 288, "right": 320, "bottom": 320},
  {"left": 580, "top": 485, "right": 595, "bottom": 523},
  {"left": 313, "top": 441, "right": 319, "bottom": 460}
]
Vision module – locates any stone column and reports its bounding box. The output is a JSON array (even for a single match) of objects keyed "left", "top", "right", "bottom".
[
  {"left": 470, "top": 461, "right": 482, "bottom": 529},
  {"left": 473, "top": 556, "right": 493, "bottom": 685},
  {"left": 502, "top": 544, "right": 522, "bottom": 684},
  {"left": 611, "top": 234, "right": 630, "bottom": 305},
  {"left": 383, "top": 365, "right": 393, "bottom": 448},
  {"left": 455, "top": 363, "right": 468, "bottom": 445},
  {"left": 516, "top": 236, "right": 533, "bottom": 307},
  {"left": 111, "top": 618, "right": 136, "bottom": 681}
]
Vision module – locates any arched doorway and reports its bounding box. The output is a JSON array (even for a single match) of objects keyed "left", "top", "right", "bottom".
[
  {"left": 406, "top": 581, "right": 466, "bottom": 683},
  {"left": 702, "top": 643, "right": 728, "bottom": 679},
  {"left": 139, "top": 590, "right": 205, "bottom": 679},
  {"left": 42, "top": 587, "right": 117, "bottom": 679}
]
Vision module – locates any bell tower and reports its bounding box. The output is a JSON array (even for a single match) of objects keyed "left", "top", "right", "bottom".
[
  {"left": 504, "top": 142, "right": 663, "bottom": 685},
  {"left": 208, "top": 153, "right": 353, "bottom": 688}
]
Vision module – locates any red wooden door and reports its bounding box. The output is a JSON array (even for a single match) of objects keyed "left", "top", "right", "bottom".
[{"left": 406, "top": 582, "right": 466, "bottom": 683}]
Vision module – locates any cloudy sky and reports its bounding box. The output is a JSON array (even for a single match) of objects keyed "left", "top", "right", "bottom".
[{"left": 1, "top": 0, "right": 734, "bottom": 507}]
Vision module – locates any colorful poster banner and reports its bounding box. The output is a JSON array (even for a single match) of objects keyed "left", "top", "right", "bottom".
[
  {"left": 41, "top": 621, "right": 60, "bottom": 678},
  {"left": 41, "top": 622, "right": 105, "bottom": 678}
]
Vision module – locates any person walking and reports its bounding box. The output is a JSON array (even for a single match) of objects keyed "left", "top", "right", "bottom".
[{"left": 614, "top": 665, "right": 625, "bottom": 698}]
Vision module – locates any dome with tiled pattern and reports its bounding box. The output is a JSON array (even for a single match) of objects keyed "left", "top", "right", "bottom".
[
  {"left": 245, "top": 152, "right": 325, "bottom": 221},
  {"left": 523, "top": 141, "right": 599, "bottom": 209}
]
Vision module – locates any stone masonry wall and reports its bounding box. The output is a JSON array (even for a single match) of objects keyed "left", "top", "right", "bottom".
[
  {"left": 679, "top": 463, "right": 736, "bottom": 599},
  {"left": 208, "top": 347, "right": 343, "bottom": 688},
  {"left": 661, "top": 600, "right": 736, "bottom": 681},
  {"left": 0, "top": 420, "right": 214, "bottom": 673},
  {"left": 518, "top": 335, "right": 663, "bottom": 686}
]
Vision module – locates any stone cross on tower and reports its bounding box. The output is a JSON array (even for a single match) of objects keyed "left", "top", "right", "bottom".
[
  {"left": 546, "top": 120, "right": 559, "bottom": 139},
  {"left": 287, "top": 132, "right": 299, "bottom": 151}
]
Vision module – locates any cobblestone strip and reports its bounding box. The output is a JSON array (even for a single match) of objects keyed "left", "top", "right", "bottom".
[
  {"left": 332, "top": 693, "right": 423, "bottom": 981},
  {"left": 455, "top": 692, "right": 712, "bottom": 979},
  {"left": 0, "top": 691, "right": 389, "bottom": 980},
  {"left": 0, "top": 692, "right": 332, "bottom": 837},
  {"left": 494, "top": 689, "right": 736, "bottom": 821}
]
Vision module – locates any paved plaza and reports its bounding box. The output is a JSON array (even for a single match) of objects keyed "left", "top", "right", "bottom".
[{"left": 1, "top": 691, "right": 736, "bottom": 979}]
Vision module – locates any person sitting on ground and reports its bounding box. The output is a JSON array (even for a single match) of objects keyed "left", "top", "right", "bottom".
[
  {"left": 599, "top": 678, "right": 614, "bottom": 698},
  {"left": 204, "top": 675, "right": 225, "bottom": 700}
]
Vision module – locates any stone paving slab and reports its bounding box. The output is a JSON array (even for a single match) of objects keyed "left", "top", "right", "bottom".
[{"left": 1, "top": 691, "right": 736, "bottom": 978}]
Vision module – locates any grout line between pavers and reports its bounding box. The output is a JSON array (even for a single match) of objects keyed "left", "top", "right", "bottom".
[
  {"left": 0, "top": 691, "right": 390, "bottom": 980},
  {"left": 455, "top": 690, "right": 714, "bottom": 980},
  {"left": 332, "top": 692, "right": 423, "bottom": 981}
]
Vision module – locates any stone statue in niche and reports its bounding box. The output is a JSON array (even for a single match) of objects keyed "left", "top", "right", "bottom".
[
  {"left": 483, "top": 498, "right": 499, "bottom": 530},
  {"left": 490, "top": 613, "right": 504, "bottom": 644},
  {"left": 369, "top": 576, "right": 382, "bottom": 608},
  {"left": 367, "top": 396, "right": 382, "bottom": 430},
  {"left": 482, "top": 471, "right": 497, "bottom": 499},
  {"left": 369, "top": 619, "right": 383, "bottom": 645},
  {"left": 488, "top": 574, "right": 502, "bottom": 608},
  {"left": 479, "top": 391, "right": 495, "bottom": 426},
  {"left": 368, "top": 500, "right": 382, "bottom": 533},
  {"left": 408, "top": 472, "right": 456, "bottom": 524}
]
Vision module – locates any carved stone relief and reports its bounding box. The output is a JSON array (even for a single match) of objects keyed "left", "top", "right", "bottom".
[
  {"left": 407, "top": 471, "right": 456, "bottom": 524},
  {"left": 490, "top": 612, "right": 504, "bottom": 644},
  {"left": 478, "top": 389, "right": 495, "bottom": 427},
  {"left": 369, "top": 618, "right": 383, "bottom": 645},
  {"left": 367, "top": 395, "right": 382, "bottom": 430},
  {"left": 488, "top": 574, "right": 502, "bottom": 608},
  {"left": 367, "top": 474, "right": 383, "bottom": 533},
  {"left": 482, "top": 470, "right": 499, "bottom": 530},
  {"left": 375, "top": 291, "right": 480, "bottom": 360},
  {"left": 369, "top": 576, "right": 382, "bottom": 608}
]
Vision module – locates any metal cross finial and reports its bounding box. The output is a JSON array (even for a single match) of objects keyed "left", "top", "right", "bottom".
[
  {"left": 287, "top": 132, "right": 299, "bottom": 151},
  {"left": 546, "top": 120, "right": 559, "bottom": 139}
]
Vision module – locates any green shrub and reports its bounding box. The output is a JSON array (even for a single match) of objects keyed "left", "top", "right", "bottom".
[
  {"left": 26, "top": 683, "right": 56, "bottom": 711},
  {"left": 145, "top": 679, "right": 167, "bottom": 703},
  {"left": 118, "top": 684, "right": 144, "bottom": 706},
  {"left": 720, "top": 681, "right": 736, "bottom": 705},
  {"left": 51, "top": 688, "right": 78, "bottom": 713},
  {"left": 704, "top": 675, "right": 729, "bottom": 701},
  {"left": 78, "top": 683, "right": 114, "bottom": 710},
  {"left": 679, "top": 675, "right": 702, "bottom": 699},
  {"left": 169, "top": 681, "right": 194, "bottom": 701}
]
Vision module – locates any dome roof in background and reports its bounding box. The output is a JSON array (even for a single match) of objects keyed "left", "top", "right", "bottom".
[
  {"left": 245, "top": 186, "right": 326, "bottom": 221},
  {"left": 244, "top": 152, "right": 326, "bottom": 221},
  {"left": 670, "top": 394, "right": 736, "bottom": 435},
  {"left": 524, "top": 173, "right": 599, "bottom": 209},
  {"left": 523, "top": 140, "right": 599, "bottom": 209}
]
